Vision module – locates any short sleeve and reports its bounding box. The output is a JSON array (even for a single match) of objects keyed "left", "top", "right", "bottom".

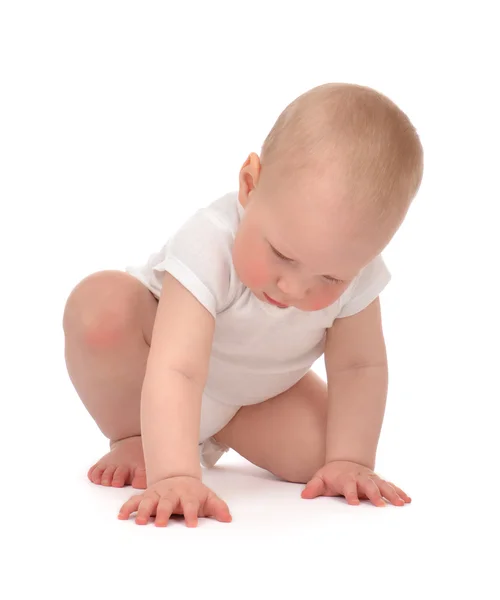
[
  {"left": 336, "top": 254, "right": 391, "bottom": 318},
  {"left": 152, "top": 210, "right": 234, "bottom": 318}
]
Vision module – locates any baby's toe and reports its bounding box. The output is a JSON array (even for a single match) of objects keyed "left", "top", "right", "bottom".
[
  {"left": 131, "top": 467, "right": 147, "bottom": 489},
  {"left": 111, "top": 466, "right": 129, "bottom": 487},
  {"left": 88, "top": 465, "right": 106, "bottom": 485},
  {"left": 87, "top": 463, "right": 98, "bottom": 480},
  {"left": 100, "top": 465, "right": 117, "bottom": 486}
]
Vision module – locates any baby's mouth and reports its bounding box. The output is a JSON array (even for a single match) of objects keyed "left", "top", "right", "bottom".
[{"left": 263, "top": 293, "right": 289, "bottom": 308}]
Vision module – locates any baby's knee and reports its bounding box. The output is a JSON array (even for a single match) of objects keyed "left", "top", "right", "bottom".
[{"left": 63, "top": 270, "right": 140, "bottom": 348}]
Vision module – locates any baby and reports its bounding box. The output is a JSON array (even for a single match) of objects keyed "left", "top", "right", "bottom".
[{"left": 63, "top": 82, "right": 424, "bottom": 527}]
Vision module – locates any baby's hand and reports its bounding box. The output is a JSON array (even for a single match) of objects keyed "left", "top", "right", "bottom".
[
  {"left": 118, "top": 475, "right": 232, "bottom": 527},
  {"left": 301, "top": 460, "right": 411, "bottom": 507}
]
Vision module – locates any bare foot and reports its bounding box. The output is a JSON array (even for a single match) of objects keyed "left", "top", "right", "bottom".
[{"left": 87, "top": 435, "right": 147, "bottom": 488}]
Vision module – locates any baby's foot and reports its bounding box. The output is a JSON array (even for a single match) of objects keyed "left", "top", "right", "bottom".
[{"left": 87, "top": 435, "right": 147, "bottom": 489}]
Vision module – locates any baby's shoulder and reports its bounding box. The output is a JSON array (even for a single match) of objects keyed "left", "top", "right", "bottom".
[
  {"left": 200, "top": 191, "right": 241, "bottom": 237},
  {"left": 170, "top": 191, "right": 239, "bottom": 249}
]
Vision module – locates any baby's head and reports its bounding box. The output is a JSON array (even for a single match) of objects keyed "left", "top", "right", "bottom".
[{"left": 233, "top": 82, "right": 424, "bottom": 311}]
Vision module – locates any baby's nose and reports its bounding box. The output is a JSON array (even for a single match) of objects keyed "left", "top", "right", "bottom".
[{"left": 276, "top": 276, "right": 309, "bottom": 300}]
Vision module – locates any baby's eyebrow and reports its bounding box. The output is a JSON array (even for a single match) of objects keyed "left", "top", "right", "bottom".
[{"left": 268, "top": 240, "right": 344, "bottom": 281}]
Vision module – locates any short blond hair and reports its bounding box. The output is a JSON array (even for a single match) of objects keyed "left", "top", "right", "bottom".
[{"left": 260, "top": 83, "right": 424, "bottom": 227}]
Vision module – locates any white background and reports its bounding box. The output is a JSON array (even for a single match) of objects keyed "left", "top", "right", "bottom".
[{"left": 1, "top": 1, "right": 499, "bottom": 598}]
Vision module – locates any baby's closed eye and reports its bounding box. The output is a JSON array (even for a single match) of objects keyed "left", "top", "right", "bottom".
[{"left": 270, "top": 244, "right": 342, "bottom": 284}]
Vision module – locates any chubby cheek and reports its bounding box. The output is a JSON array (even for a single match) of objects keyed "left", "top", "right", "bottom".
[
  {"left": 300, "top": 286, "right": 345, "bottom": 311},
  {"left": 232, "top": 237, "right": 271, "bottom": 290}
]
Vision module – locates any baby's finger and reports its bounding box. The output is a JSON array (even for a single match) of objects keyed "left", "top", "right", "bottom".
[
  {"left": 378, "top": 480, "right": 405, "bottom": 506},
  {"left": 388, "top": 483, "right": 412, "bottom": 503},
  {"left": 155, "top": 495, "right": 176, "bottom": 527},
  {"left": 342, "top": 478, "right": 360, "bottom": 505},
  {"left": 181, "top": 497, "right": 200, "bottom": 528},
  {"left": 301, "top": 476, "right": 324, "bottom": 499},
  {"left": 135, "top": 496, "right": 157, "bottom": 525},
  {"left": 118, "top": 494, "right": 143, "bottom": 520},
  {"left": 360, "top": 477, "right": 386, "bottom": 507},
  {"left": 206, "top": 494, "right": 232, "bottom": 523}
]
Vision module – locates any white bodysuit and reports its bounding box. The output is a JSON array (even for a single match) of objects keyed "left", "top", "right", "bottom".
[{"left": 125, "top": 191, "right": 391, "bottom": 467}]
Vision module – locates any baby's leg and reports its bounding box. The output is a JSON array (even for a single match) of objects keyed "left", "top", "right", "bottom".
[{"left": 63, "top": 270, "right": 158, "bottom": 487}]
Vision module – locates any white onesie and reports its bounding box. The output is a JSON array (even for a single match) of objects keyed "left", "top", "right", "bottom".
[{"left": 125, "top": 191, "right": 391, "bottom": 467}]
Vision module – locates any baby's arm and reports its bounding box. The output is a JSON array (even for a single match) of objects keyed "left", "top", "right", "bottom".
[
  {"left": 141, "top": 271, "right": 215, "bottom": 485},
  {"left": 303, "top": 296, "right": 411, "bottom": 505},
  {"left": 324, "top": 297, "right": 388, "bottom": 470}
]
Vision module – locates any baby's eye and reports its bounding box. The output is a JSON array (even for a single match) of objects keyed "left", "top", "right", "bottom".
[
  {"left": 271, "top": 247, "right": 292, "bottom": 261},
  {"left": 271, "top": 244, "right": 341, "bottom": 284}
]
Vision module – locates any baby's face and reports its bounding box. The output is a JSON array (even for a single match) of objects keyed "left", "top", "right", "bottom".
[{"left": 233, "top": 154, "right": 382, "bottom": 312}]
